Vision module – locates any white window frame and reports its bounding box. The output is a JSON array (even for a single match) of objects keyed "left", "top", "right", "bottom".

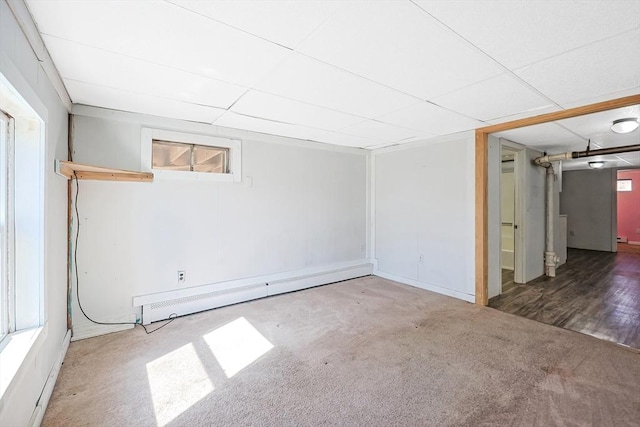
[
  {"left": 141, "top": 128, "right": 241, "bottom": 182},
  {"left": 0, "top": 110, "right": 14, "bottom": 346}
]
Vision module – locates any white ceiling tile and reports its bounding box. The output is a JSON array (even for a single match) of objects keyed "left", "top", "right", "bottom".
[
  {"left": 556, "top": 105, "right": 640, "bottom": 137},
  {"left": 230, "top": 90, "right": 363, "bottom": 131},
  {"left": 494, "top": 123, "right": 580, "bottom": 148},
  {"left": 26, "top": 0, "right": 290, "bottom": 87},
  {"left": 254, "top": 53, "right": 419, "bottom": 118},
  {"left": 516, "top": 29, "right": 640, "bottom": 107},
  {"left": 165, "top": 0, "right": 345, "bottom": 49},
  {"left": 214, "top": 111, "right": 324, "bottom": 141},
  {"left": 376, "top": 102, "right": 485, "bottom": 135},
  {"left": 43, "top": 35, "right": 246, "bottom": 109},
  {"left": 312, "top": 131, "right": 386, "bottom": 148},
  {"left": 296, "top": 1, "right": 503, "bottom": 99},
  {"left": 336, "top": 120, "right": 418, "bottom": 142},
  {"left": 563, "top": 155, "right": 637, "bottom": 171},
  {"left": 65, "top": 80, "right": 224, "bottom": 124},
  {"left": 432, "top": 73, "right": 555, "bottom": 121},
  {"left": 615, "top": 152, "right": 640, "bottom": 161},
  {"left": 560, "top": 87, "right": 640, "bottom": 110},
  {"left": 484, "top": 105, "right": 562, "bottom": 125},
  {"left": 416, "top": 0, "right": 640, "bottom": 69}
]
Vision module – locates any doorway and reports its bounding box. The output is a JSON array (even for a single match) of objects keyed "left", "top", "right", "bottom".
[
  {"left": 617, "top": 169, "right": 640, "bottom": 254},
  {"left": 500, "top": 147, "right": 517, "bottom": 292}
]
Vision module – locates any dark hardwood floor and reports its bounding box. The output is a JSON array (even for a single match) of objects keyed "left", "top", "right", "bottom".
[
  {"left": 502, "top": 269, "right": 515, "bottom": 292},
  {"left": 490, "top": 248, "right": 640, "bottom": 349}
]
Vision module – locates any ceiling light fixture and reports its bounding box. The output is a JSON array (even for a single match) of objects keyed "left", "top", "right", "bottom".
[
  {"left": 610, "top": 118, "right": 639, "bottom": 134},
  {"left": 588, "top": 161, "right": 605, "bottom": 169}
]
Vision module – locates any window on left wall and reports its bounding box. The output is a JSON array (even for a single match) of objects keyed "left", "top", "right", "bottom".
[
  {"left": 0, "top": 110, "right": 13, "bottom": 343},
  {"left": 0, "top": 75, "right": 45, "bottom": 351}
]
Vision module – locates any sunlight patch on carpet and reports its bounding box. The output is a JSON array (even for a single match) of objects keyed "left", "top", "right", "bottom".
[
  {"left": 204, "top": 317, "right": 274, "bottom": 378},
  {"left": 146, "top": 343, "right": 214, "bottom": 426}
]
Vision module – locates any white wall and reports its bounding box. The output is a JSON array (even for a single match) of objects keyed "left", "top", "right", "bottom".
[
  {"left": 522, "top": 147, "right": 546, "bottom": 282},
  {"left": 373, "top": 134, "right": 476, "bottom": 301},
  {"left": 0, "top": 0, "right": 69, "bottom": 424},
  {"left": 560, "top": 168, "right": 616, "bottom": 252},
  {"left": 70, "top": 109, "right": 368, "bottom": 333}
]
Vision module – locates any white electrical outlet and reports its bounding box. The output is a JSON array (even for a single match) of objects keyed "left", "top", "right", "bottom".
[
  {"left": 418, "top": 254, "right": 424, "bottom": 263},
  {"left": 178, "top": 270, "right": 186, "bottom": 283}
]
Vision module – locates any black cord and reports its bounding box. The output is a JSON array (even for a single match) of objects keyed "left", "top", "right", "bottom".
[{"left": 73, "top": 172, "right": 177, "bottom": 334}]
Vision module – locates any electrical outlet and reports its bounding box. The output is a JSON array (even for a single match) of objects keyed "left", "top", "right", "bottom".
[
  {"left": 178, "top": 270, "right": 186, "bottom": 283},
  {"left": 418, "top": 254, "right": 424, "bottom": 263}
]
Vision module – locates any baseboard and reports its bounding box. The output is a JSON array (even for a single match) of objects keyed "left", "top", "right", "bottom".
[
  {"left": 628, "top": 241, "right": 640, "bottom": 246},
  {"left": 71, "top": 314, "right": 135, "bottom": 342},
  {"left": 135, "top": 260, "right": 374, "bottom": 325},
  {"left": 374, "top": 270, "right": 475, "bottom": 303},
  {"left": 28, "top": 329, "right": 71, "bottom": 427}
]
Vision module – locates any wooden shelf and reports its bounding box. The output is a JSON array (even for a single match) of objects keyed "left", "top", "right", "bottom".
[{"left": 56, "top": 161, "right": 153, "bottom": 182}]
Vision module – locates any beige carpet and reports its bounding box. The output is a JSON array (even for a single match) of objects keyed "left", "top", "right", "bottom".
[{"left": 43, "top": 276, "right": 640, "bottom": 426}]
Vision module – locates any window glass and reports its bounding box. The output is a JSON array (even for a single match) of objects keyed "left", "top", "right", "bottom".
[{"left": 152, "top": 140, "right": 229, "bottom": 174}]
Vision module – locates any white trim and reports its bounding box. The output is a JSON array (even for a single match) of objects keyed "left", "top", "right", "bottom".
[
  {"left": 73, "top": 105, "right": 368, "bottom": 156},
  {"left": 137, "top": 261, "right": 373, "bottom": 325},
  {"left": 366, "top": 152, "right": 374, "bottom": 260},
  {"left": 28, "top": 329, "right": 70, "bottom": 427},
  {"left": 141, "top": 128, "right": 242, "bottom": 182},
  {"left": 134, "top": 259, "right": 372, "bottom": 307},
  {"left": 5, "top": 0, "right": 72, "bottom": 111},
  {"left": 374, "top": 270, "right": 475, "bottom": 303}
]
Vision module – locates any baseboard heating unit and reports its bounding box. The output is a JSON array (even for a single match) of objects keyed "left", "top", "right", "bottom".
[{"left": 133, "top": 262, "right": 373, "bottom": 324}]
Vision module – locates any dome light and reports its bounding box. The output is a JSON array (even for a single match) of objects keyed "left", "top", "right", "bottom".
[{"left": 611, "top": 118, "right": 639, "bottom": 134}]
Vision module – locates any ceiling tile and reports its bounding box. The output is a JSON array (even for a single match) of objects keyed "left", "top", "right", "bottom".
[
  {"left": 65, "top": 80, "right": 224, "bottom": 123},
  {"left": 230, "top": 90, "right": 363, "bottom": 131},
  {"left": 432, "top": 73, "right": 555, "bottom": 121},
  {"left": 376, "top": 102, "right": 485, "bottom": 135},
  {"left": 494, "top": 123, "right": 580, "bottom": 148},
  {"left": 165, "top": 0, "right": 345, "bottom": 49},
  {"left": 336, "top": 120, "right": 418, "bottom": 142},
  {"left": 484, "top": 105, "right": 562, "bottom": 125},
  {"left": 43, "top": 35, "right": 246, "bottom": 109},
  {"left": 312, "top": 131, "right": 385, "bottom": 148},
  {"left": 563, "top": 156, "right": 637, "bottom": 171},
  {"left": 296, "top": 1, "right": 503, "bottom": 100},
  {"left": 556, "top": 105, "right": 640, "bottom": 137},
  {"left": 26, "top": 0, "right": 290, "bottom": 87},
  {"left": 515, "top": 29, "right": 640, "bottom": 107},
  {"left": 254, "top": 53, "right": 419, "bottom": 118},
  {"left": 615, "top": 152, "right": 640, "bottom": 164},
  {"left": 214, "top": 111, "right": 324, "bottom": 141},
  {"left": 416, "top": 0, "right": 640, "bottom": 69}
]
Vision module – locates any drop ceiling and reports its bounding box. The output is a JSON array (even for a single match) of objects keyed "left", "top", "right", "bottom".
[{"left": 25, "top": 0, "right": 640, "bottom": 157}]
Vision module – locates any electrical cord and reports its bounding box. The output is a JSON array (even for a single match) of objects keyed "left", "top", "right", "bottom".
[{"left": 73, "top": 172, "right": 177, "bottom": 334}]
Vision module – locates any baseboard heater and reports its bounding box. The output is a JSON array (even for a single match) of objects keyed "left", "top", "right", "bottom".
[{"left": 134, "top": 262, "right": 373, "bottom": 325}]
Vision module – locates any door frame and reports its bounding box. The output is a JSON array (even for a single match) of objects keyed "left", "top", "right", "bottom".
[
  {"left": 499, "top": 141, "right": 525, "bottom": 287},
  {"left": 475, "top": 94, "right": 640, "bottom": 305}
]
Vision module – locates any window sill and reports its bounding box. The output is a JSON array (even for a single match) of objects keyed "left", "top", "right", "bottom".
[{"left": 0, "top": 325, "right": 46, "bottom": 400}]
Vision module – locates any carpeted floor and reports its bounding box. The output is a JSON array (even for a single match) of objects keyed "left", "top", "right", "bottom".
[{"left": 43, "top": 276, "right": 640, "bottom": 426}]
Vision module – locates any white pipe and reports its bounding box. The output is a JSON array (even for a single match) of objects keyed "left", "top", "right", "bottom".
[
  {"left": 534, "top": 152, "right": 572, "bottom": 167},
  {"left": 544, "top": 165, "right": 557, "bottom": 277}
]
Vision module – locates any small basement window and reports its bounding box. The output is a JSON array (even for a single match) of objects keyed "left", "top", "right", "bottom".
[
  {"left": 152, "top": 140, "right": 229, "bottom": 174},
  {"left": 141, "top": 128, "right": 241, "bottom": 182}
]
